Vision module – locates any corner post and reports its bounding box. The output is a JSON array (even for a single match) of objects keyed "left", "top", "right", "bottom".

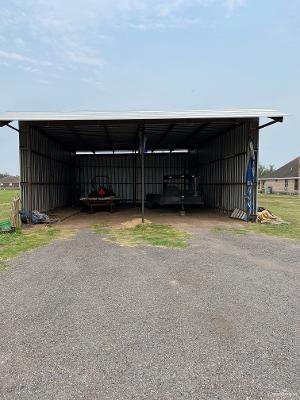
[{"left": 27, "top": 126, "right": 33, "bottom": 223}]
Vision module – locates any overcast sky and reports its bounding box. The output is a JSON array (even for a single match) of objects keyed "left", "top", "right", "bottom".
[{"left": 0, "top": 0, "right": 299, "bottom": 175}]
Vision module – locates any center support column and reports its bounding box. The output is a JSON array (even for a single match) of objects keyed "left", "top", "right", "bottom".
[{"left": 139, "top": 125, "right": 145, "bottom": 223}]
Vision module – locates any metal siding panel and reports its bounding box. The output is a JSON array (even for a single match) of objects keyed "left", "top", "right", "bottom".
[
  {"left": 75, "top": 153, "right": 188, "bottom": 203},
  {"left": 19, "top": 122, "right": 74, "bottom": 212},
  {"left": 194, "top": 120, "right": 259, "bottom": 212},
  {"left": 19, "top": 120, "right": 259, "bottom": 213}
]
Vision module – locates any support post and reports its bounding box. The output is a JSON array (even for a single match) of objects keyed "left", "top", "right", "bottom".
[
  {"left": 139, "top": 126, "right": 145, "bottom": 223},
  {"left": 27, "top": 128, "right": 33, "bottom": 223},
  {"left": 141, "top": 149, "right": 145, "bottom": 223}
]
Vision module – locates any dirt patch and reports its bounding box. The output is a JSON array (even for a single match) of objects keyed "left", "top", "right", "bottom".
[
  {"left": 121, "top": 218, "right": 152, "bottom": 228},
  {"left": 49, "top": 206, "right": 243, "bottom": 233}
]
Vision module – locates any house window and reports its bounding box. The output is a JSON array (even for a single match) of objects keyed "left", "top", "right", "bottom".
[
  {"left": 295, "top": 179, "right": 299, "bottom": 191},
  {"left": 284, "top": 179, "right": 288, "bottom": 190},
  {"left": 9, "top": 183, "right": 13, "bottom": 187}
]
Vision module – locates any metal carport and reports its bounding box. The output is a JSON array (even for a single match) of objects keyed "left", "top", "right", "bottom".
[{"left": 0, "top": 109, "right": 284, "bottom": 221}]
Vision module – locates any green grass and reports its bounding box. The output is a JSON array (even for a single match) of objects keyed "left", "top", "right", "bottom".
[
  {"left": 0, "top": 227, "right": 58, "bottom": 271},
  {"left": 94, "top": 223, "right": 190, "bottom": 249},
  {"left": 0, "top": 226, "right": 76, "bottom": 271},
  {"left": 0, "top": 189, "right": 20, "bottom": 220},
  {"left": 250, "top": 194, "right": 300, "bottom": 240},
  {"left": 0, "top": 190, "right": 78, "bottom": 271},
  {"left": 216, "top": 194, "right": 300, "bottom": 240},
  {"left": 93, "top": 223, "right": 111, "bottom": 234}
]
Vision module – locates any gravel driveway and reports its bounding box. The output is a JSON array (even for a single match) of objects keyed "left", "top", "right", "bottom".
[{"left": 0, "top": 229, "right": 299, "bottom": 400}]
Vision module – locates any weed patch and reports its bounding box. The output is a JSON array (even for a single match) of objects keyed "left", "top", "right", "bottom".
[
  {"left": 94, "top": 223, "right": 190, "bottom": 249},
  {"left": 0, "top": 227, "right": 76, "bottom": 271}
]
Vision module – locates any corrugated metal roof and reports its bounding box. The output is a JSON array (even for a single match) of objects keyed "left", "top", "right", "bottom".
[
  {"left": 18, "top": 119, "right": 245, "bottom": 151},
  {"left": 0, "top": 109, "right": 286, "bottom": 122}
]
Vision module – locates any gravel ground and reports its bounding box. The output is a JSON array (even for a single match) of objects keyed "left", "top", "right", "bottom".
[{"left": 0, "top": 229, "right": 299, "bottom": 400}]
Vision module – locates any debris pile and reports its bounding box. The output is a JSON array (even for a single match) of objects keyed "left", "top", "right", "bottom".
[
  {"left": 230, "top": 208, "right": 247, "bottom": 221},
  {"left": 256, "top": 207, "right": 288, "bottom": 225},
  {"left": 230, "top": 207, "right": 288, "bottom": 225},
  {"left": 19, "top": 210, "right": 57, "bottom": 224}
]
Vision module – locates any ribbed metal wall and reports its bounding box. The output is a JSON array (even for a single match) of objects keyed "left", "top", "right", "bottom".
[
  {"left": 20, "top": 123, "right": 74, "bottom": 211},
  {"left": 190, "top": 120, "right": 259, "bottom": 211},
  {"left": 75, "top": 153, "right": 189, "bottom": 202},
  {"left": 20, "top": 120, "right": 258, "bottom": 213}
]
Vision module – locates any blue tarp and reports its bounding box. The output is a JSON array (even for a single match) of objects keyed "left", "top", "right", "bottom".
[
  {"left": 245, "top": 140, "right": 256, "bottom": 217},
  {"left": 19, "top": 210, "right": 49, "bottom": 224}
]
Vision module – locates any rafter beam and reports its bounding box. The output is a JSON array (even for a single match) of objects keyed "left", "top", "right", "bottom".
[
  {"left": 196, "top": 122, "right": 244, "bottom": 148},
  {"left": 134, "top": 123, "right": 141, "bottom": 151},
  {"left": 0, "top": 121, "right": 11, "bottom": 127},
  {"left": 103, "top": 124, "right": 113, "bottom": 150},
  {"left": 28, "top": 124, "right": 68, "bottom": 150},
  {"left": 156, "top": 123, "right": 176, "bottom": 147},
  {"left": 181, "top": 122, "right": 211, "bottom": 147},
  {"left": 68, "top": 125, "right": 95, "bottom": 153}
]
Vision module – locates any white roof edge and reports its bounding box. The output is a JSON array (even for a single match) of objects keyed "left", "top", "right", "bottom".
[{"left": 0, "top": 109, "right": 286, "bottom": 122}]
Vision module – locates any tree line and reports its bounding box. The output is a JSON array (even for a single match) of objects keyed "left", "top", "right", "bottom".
[{"left": 258, "top": 164, "right": 275, "bottom": 178}]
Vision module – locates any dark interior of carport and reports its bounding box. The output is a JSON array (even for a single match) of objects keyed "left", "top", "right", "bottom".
[{"left": 12, "top": 113, "right": 266, "bottom": 220}]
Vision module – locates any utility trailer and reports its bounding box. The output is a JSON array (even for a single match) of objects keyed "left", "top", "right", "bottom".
[{"left": 146, "top": 175, "right": 204, "bottom": 211}]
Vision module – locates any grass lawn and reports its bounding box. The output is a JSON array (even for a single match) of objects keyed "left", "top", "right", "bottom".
[
  {"left": 0, "top": 227, "right": 76, "bottom": 271},
  {"left": 1, "top": 190, "right": 77, "bottom": 271},
  {"left": 0, "top": 189, "right": 20, "bottom": 220},
  {"left": 251, "top": 194, "right": 300, "bottom": 240},
  {"left": 217, "top": 194, "right": 300, "bottom": 240},
  {"left": 94, "top": 222, "right": 190, "bottom": 249}
]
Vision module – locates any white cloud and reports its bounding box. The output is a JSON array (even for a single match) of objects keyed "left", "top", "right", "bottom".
[
  {"left": 0, "top": 1, "right": 246, "bottom": 33},
  {"left": 81, "top": 77, "right": 103, "bottom": 86},
  {"left": 0, "top": 50, "right": 52, "bottom": 66},
  {"left": 0, "top": 61, "right": 9, "bottom": 67},
  {"left": 64, "top": 51, "right": 105, "bottom": 67},
  {"left": 37, "top": 79, "right": 50, "bottom": 85},
  {"left": 0, "top": 0, "right": 245, "bottom": 74},
  {"left": 23, "top": 65, "right": 40, "bottom": 73},
  {"left": 224, "top": 0, "right": 245, "bottom": 11},
  {"left": 15, "top": 37, "right": 26, "bottom": 47},
  {"left": 97, "top": 34, "right": 113, "bottom": 41}
]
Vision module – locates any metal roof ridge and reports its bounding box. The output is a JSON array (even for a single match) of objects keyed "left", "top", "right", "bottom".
[{"left": 0, "top": 108, "right": 287, "bottom": 122}]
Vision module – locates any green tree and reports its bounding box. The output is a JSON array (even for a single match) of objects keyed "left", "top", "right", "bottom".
[{"left": 258, "top": 164, "right": 275, "bottom": 177}]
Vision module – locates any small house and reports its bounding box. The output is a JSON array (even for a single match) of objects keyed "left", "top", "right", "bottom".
[
  {"left": 0, "top": 175, "right": 20, "bottom": 189},
  {"left": 259, "top": 157, "right": 299, "bottom": 195}
]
